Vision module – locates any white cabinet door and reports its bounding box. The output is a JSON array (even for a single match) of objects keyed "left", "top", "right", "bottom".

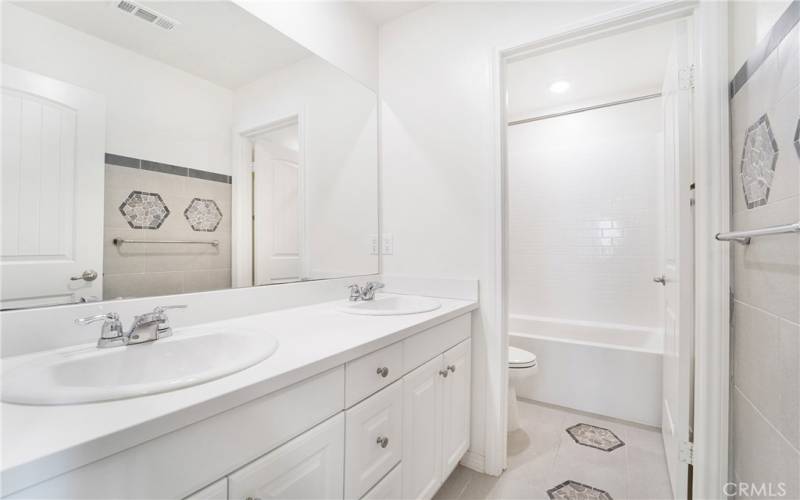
[
  {"left": 1, "top": 64, "right": 105, "bottom": 308},
  {"left": 441, "top": 340, "right": 471, "bottom": 477},
  {"left": 185, "top": 478, "right": 227, "bottom": 500},
  {"left": 345, "top": 380, "right": 402, "bottom": 499},
  {"left": 228, "top": 414, "right": 344, "bottom": 500},
  {"left": 402, "top": 356, "right": 443, "bottom": 500}
]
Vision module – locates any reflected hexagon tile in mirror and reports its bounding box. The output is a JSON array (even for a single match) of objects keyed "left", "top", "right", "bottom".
[
  {"left": 184, "top": 198, "right": 223, "bottom": 232},
  {"left": 119, "top": 191, "right": 170, "bottom": 229},
  {"left": 740, "top": 114, "right": 779, "bottom": 209}
]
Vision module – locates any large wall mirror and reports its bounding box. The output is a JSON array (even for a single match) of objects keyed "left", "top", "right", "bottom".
[{"left": 0, "top": 1, "right": 379, "bottom": 310}]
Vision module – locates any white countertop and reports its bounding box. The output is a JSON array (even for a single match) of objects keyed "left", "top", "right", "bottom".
[{"left": 1, "top": 294, "right": 477, "bottom": 495}]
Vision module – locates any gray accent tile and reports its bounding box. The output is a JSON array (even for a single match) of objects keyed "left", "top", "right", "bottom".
[
  {"left": 105, "top": 153, "right": 140, "bottom": 169},
  {"left": 184, "top": 198, "right": 223, "bottom": 232},
  {"left": 547, "top": 480, "right": 613, "bottom": 500},
  {"left": 730, "top": 0, "right": 800, "bottom": 98},
  {"left": 794, "top": 118, "right": 800, "bottom": 158},
  {"left": 565, "top": 423, "right": 625, "bottom": 452},
  {"left": 740, "top": 114, "right": 779, "bottom": 209},
  {"left": 118, "top": 190, "right": 170, "bottom": 230},
  {"left": 141, "top": 160, "right": 188, "bottom": 177},
  {"left": 187, "top": 168, "right": 232, "bottom": 184}
]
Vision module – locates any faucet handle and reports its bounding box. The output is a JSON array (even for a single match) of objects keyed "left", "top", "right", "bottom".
[
  {"left": 75, "top": 312, "right": 119, "bottom": 325},
  {"left": 346, "top": 284, "right": 362, "bottom": 301},
  {"left": 365, "top": 281, "right": 385, "bottom": 290},
  {"left": 153, "top": 304, "right": 187, "bottom": 314}
]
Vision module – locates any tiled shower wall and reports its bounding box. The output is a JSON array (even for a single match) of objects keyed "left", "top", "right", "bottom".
[
  {"left": 729, "top": 3, "right": 800, "bottom": 497},
  {"left": 103, "top": 154, "right": 232, "bottom": 299}
]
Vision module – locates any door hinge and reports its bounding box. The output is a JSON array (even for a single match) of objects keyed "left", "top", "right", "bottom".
[
  {"left": 679, "top": 65, "right": 695, "bottom": 90},
  {"left": 679, "top": 440, "right": 694, "bottom": 465}
]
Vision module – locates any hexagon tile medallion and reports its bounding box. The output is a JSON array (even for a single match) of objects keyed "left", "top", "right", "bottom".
[
  {"left": 547, "top": 480, "right": 613, "bottom": 500},
  {"left": 184, "top": 198, "right": 223, "bottom": 232},
  {"left": 119, "top": 191, "right": 170, "bottom": 229},
  {"left": 740, "top": 114, "right": 779, "bottom": 209},
  {"left": 793, "top": 118, "right": 799, "bottom": 158},
  {"left": 566, "top": 423, "right": 624, "bottom": 452}
]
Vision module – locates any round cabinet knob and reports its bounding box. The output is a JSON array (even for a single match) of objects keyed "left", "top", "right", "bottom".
[
  {"left": 376, "top": 366, "right": 389, "bottom": 378},
  {"left": 376, "top": 436, "right": 389, "bottom": 448},
  {"left": 439, "top": 369, "right": 449, "bottom": 378},
  {"left": 70, "top": 270, "right": 98, "bottom": 282},
  {"left": 447, "top": 364, "right": 456, "bottom": 373}
]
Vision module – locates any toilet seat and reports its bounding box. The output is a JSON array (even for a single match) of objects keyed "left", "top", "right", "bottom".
[{"left": 509, "top": 346, "right": 537, "bottom": 369}]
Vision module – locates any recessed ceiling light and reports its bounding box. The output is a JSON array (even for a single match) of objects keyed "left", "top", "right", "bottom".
[{"left": 549, "top": 81, "right": 571, "bottom": 94}]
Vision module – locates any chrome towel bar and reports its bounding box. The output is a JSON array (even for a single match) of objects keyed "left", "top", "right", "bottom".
[
  {"left": 715, "top": 221, "right": 800, "bottom": 245},
  {"left": 113, "top": 238, "right": 219, "bottom": 247}
]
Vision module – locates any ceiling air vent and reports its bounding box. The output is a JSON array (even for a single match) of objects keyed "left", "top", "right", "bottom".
[{"left": 114, "top": 0, "right": 180, "bottom": 31}]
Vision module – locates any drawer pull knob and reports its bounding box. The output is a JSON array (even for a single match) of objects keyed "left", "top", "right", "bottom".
[
  {"left": 376, "top": 366, "right": 389, "bottom": 378},
  {"left": 447, "top": 364, "right": 456, "bottom": 373},
  {"left": 376, "top": 436, "right": 389, "bottom": 448},
  {"left": 439, "top": 369, "right": 449, "bottom": 378},
  {"left": 246, "top": 497, "right": 262, "bottom": 500}
]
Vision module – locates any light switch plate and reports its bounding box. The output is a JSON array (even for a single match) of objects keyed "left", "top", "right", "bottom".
[{"left": 381, "top": 233, "right": 393, "bottom": 255}]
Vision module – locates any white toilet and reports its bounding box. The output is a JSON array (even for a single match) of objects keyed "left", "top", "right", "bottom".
[{"left": 508, "top": 346, "right": 538, "bottom": 431}]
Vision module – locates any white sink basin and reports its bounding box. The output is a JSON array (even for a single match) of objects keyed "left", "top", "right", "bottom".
[
  {"left": 339, "top": 295, "right": 441, "bottom": 316},
  {"left": 2, "top": 328, "right": 278, "bottom": 405}
]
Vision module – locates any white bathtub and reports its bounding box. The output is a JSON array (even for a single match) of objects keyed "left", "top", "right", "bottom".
[{"left": 509, "top": 314, "right": 663, "bottom": 427}]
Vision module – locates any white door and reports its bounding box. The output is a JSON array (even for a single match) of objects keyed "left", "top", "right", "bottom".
[
  {"left": 441, "top": 339, "right": 471, "bottom": 478},
  {"left": 1, "top": 65, "right": 105, "bottom": 309},
  {"left": 402, "top": 356, "right": 444, "bottom": 500},
  {"left": 227, "top": 414, "right": 344, "bottom": 500},
  {"left": 660, "top": 19, "right": 694, "bottom": 500},
  {"left": 253, "top": 137, "right": 302, "bottom": 285}
]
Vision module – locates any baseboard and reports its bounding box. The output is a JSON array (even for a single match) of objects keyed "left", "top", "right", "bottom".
[{"left": 459, "top": 450, "right": 486, "bottom": 474}]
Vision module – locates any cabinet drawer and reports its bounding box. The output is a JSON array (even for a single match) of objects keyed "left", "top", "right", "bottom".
[
  {"left": 361, "top": 464, "right": 402, "bottom": 500},
  {"left": 345, "top": 381, "right": 403, "bottom": 499},
  {"left": 403, "top": 314, "right": 470, "bottom": 373},
  {"left": 345, "top": 341, "right": 403, "bottom": 407},
  {"left": 228, "top": 414, "right": 344, "bottom": 500}
]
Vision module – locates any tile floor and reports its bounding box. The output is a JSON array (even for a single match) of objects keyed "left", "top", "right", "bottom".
[{"left": 434, "top": 400, "right": 673, "bottom": 500}]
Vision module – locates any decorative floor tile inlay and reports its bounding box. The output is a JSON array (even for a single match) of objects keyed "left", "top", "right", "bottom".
[
  {"left": 119, "top": 191, "right": 169, "bottom": 229},
  {"left": 184, "top": 198, "right": 223, "bottom": 232},
  {"left": 740, "top": 114, "right": 779, "bottom": 209},
  {"left": 566, "top": 423, "right": 624, "bottom": 452},
  {"left": 793, "top": 118, "right": 799, "bottom": 158},
  {"left": 547, "top": 480, "right": 613, "bottom": 500}
]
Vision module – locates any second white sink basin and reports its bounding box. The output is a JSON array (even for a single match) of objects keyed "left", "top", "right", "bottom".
[
  {"left": 339, "top": 294, "right": 441, "bottom": 316},
  {"left": 2, "top": 328, "right": 278, "bottom": 405}
]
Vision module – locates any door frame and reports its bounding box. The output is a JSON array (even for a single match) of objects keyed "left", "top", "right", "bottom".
[
  {"left": 490, "top": 2, "right": 730, "bottom": 496},
  {"left": 232, "top": 113, "right": 307, "bottom": 288}
]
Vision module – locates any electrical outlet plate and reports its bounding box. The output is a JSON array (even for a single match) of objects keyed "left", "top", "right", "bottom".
[{"left": 381, "top": 233, "right": 393, "bottom": 255}]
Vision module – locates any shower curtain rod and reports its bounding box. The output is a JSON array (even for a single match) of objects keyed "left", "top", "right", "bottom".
[{"left": 507, "top": 92, "right": 663, "bottom": 126}]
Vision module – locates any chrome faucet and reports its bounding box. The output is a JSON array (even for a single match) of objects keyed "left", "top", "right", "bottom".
[
  {"left": 76, "top": 305, "right": 187, "bottom": 348},
  {"left": 346, "top": 282, "right": 385, "bottom": 301}
]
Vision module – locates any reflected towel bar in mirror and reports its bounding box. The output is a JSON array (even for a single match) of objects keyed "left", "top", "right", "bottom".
[
  {"left": 714, "top": 221, "right": 800, "bottom": 245},
  {"left": 113, "top": 238, "right": 220, "bottom": 247}
]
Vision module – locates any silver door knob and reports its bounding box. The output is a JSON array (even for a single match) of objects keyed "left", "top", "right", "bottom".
[
  {"left": 439, "top": 369, "right": 449, "bottom": 378},
  {"left": 71, "top": 270, "right": 98, "bottom": 282},
  {"left": 447, "top": 364, "right": 456, "bottom": 373},
  {"left": 653, "top": 275, "right": 666, "bottom": 286},
  {"left": 376, "top": 367, "right": 389, "bottom": 378},
  {"left": 376, "top": 436, "right": 389, "bottom": 448}
]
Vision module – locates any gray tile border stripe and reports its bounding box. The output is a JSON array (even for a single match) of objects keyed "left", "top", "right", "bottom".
[
  {"left": 730, "top": 0, "right": 800, "bottom": 99},
  {"left": 104, "top": 153, "right": 231, "bottom": 184}
]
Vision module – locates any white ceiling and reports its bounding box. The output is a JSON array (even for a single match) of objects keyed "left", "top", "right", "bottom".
[
  {"left": 353, "top": 1, "right": 432, "bottom": 25},
  {"left": 506, "top": 21, "right": 677, "bottom": 121},
  {"left": 15, "top": 1, "right": 312, "bottom": 89}
]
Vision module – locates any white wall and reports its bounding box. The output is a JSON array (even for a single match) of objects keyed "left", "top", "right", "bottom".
[
  {"left": 233, "top": 1, "right": 378, "bottom": 91},
  {"left": 1, "top": 3, "right": 233, "bottom": 175},
  {"left": 507, "top": 98, "right": 664, "bottom": 329},
  {"left": 234, "top": 56, "right": 379, "bottom": 280},
  {"left": 728, "top": 0, "right": 794, "bottom": 77},
  {"left": 379, "top": 0, "right": 635, "bottom": 472}
]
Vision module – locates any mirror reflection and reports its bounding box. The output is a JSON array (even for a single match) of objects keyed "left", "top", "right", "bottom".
[{"left": 0, "top": 0, "right": 379, "bottom": 309}]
